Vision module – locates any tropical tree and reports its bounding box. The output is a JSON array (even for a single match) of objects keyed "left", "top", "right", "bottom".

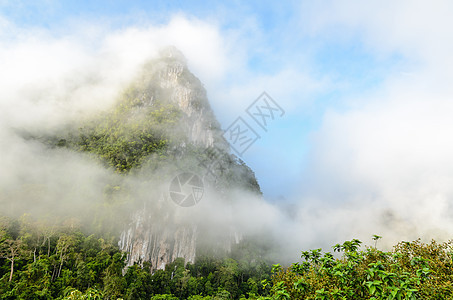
[{"left": 0, "top": 238, "right": 28, "bottom": 282}]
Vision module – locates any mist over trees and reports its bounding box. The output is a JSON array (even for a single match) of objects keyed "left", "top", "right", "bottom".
[
  {"left": 0, "top": 215, "right": 273, "bottom": 299},
  {"left": 2, "top": 5, "right": 453, "bottom": 297},
  {"left": 0, "top": 50, "right": 276, "bottom": 299},
  {"left": 3, "top": 215, "right": 453, "bottom": 299}
]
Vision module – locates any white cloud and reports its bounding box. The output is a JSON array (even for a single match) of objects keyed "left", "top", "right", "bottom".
[
  {"left": 289, "top": 1, "right": 453, "bottom": 247},
  {"left": 0, "top": 14, "right": 232, "bottom": 131},
  {"left": 4, "top": 1, "right": 453, "bottom": 256}
]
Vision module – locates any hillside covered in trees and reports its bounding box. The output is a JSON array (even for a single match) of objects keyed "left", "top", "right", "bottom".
[
  {"left": 0, "top": 216, "right": 273, "bottom": 299},
  {"left": 2, "top": 216, "right": 453, "bottom": 299}
]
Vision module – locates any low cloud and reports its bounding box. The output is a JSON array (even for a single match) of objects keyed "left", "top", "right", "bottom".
[
  {"left": 284, "top": 1, "right": 453, "bottom": 252},
  {"left": 3, "top": 2, "right": 453, "bottom": 264}
]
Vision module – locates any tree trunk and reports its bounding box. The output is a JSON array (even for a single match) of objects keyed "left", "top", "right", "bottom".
[
  {"left": 9, "top": 259, "right": 13, "bottom": 282},
  {"left": 51, "top": 265, "right": 57, "bottom": 281},
  {"left": 57, "top": 250, "right": 64, "bottom": 278},
  {"left": 58, "top": 259, "right": 63, "bottom": 278}
]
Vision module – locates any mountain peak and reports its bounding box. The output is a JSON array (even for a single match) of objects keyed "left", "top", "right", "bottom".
[
  {"left": 123, "top": 47, "right": 222, "bottom": 149},
  {"left": 159, "top": 45, "right": 187, "bottom": 64}
]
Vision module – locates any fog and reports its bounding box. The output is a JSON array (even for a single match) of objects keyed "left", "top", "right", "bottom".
[
  {"left": 0, "top": 21, "right": 296, "bottom": 262},
  {"left": 3, "top": 8, "right": 453, "bottom": 265}
]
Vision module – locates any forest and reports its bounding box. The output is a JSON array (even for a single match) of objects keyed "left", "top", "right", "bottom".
[
  {"left": 2, "top": 215, "right": 453, "bottom": 299},
  {"left": 0, "top": 215, "right": 272, "bottom": 299}
]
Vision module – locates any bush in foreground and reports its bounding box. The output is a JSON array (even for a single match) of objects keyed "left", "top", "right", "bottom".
[{"left": 269, "top": 238, "right": 453, "bottom": 299}]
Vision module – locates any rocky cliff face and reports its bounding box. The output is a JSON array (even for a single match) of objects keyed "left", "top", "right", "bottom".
[
  {"left": 18, "top": 45, "right": 261, "bottom": 272},
  {"left": 129, "top": 46, "right": 224, "bottom": 149},
  {"left": 117, "top": 47, "right": 259, "bottom": 271},
  {"left": 119, "top": 210, "right": 198, "bottom": 271}
]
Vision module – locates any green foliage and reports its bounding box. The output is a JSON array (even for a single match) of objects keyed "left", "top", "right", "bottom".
[
  {"left": 150, "top": 295, "right": 179, "bottom": 300},
  {"left": 6, "top": 216, "right": 453, "bottom": 300},
  {"left": 271, "top": 238, "right": 453, "bottom": 299},
  {"left": 0, "top": 216, "right": 272, "bottom": 299},
  {"left": 73, "top": 97, "right": 181, "bottom": 173},
  {"left": 63, "top": 288, "right": 103, "bottom": 299}
]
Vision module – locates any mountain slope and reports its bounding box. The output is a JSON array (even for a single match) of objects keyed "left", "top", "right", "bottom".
[{"left": 53, "top": 46, "right": 262, "bottom": 271}]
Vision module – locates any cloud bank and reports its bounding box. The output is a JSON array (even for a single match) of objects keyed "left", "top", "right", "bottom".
[
  {"left": 3, "top": 2, "right": 453, "bottom": 262},
  {"left": 287, "top": 0, "right": 453, "bottom": 251}
]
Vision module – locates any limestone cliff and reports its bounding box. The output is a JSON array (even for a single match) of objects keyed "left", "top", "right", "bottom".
[
  {"left": 20, "top": 46, "right": 261, "bottom": 272},
  {"left": 116, "top": 47, "right": 260, "bottom": 271}
]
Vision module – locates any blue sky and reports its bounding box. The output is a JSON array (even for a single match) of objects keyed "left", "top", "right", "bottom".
[{"left": 3, "top": 0, "right": 453, "bottom": 244}]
